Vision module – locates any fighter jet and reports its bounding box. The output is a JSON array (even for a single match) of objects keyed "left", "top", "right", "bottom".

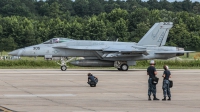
[{"left": 9, "top": 22, "right": 194, "bottom": 71}]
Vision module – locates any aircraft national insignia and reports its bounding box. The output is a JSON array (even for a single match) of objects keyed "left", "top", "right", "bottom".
[
  {"left": 33, "top": 47, "right": 40, "bottom": 50},
  {"left": 53, "top": 50, "right": 59, "bottom": 54}
]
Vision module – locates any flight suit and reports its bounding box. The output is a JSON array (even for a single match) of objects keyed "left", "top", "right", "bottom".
[
  {"left": 88, "top": 75, "right": 98, "bottom": 87},
  {"left": 162, "top": 70, "right": 171, "bottom": 99},
  {"left": 148, "top": 78, "right": 156, "bottom": 96},
  {"left": 162, "top": 80, "right": 171, "bottom": 98},
  {"left": 147, "top": 65, "right": 159, "bottom": 100}
]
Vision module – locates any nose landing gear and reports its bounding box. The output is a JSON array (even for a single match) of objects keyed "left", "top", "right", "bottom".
[
  {"left": 61, "top": 65, "right": 67, "bottom": 71},
  {"left": 56, "top": 57, "right": 75, "bottom": 71}
]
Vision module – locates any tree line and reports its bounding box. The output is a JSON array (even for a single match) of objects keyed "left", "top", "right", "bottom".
[
  {"left": 0, "top": 0, "right": 200, "bottom": 17},
  {"left": 0, "top": 0, "right": 200, "bottom": 51}
]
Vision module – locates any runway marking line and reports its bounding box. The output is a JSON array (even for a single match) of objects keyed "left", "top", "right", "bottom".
[
  {"left": 0, "top": 106, "right": 16, "bottom": 112},
  {"left": 4, "top": 94, "right": 76, "bottom": 97}
]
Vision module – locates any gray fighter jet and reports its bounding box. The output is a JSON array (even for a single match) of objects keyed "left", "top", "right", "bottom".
[{"left": 9, "top": 22, "right": 193, "bottom": 71}]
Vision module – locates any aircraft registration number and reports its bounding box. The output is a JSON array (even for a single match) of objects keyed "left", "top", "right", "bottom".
[{"left": 33, "top": 47, "right": 40, "bottom": 50}]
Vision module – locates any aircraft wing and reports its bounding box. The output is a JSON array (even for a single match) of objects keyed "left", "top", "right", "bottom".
[
  {"left": 54, "top": 45, "right": 146, "bottom": 52},
  {"left": 102, "top": 46, "right": 145, "bottom": 51},
  {"left": 101, "top": 50, "right": 148, "bottom": 58},
  {"left": 54, "top": 45, "right": 149, "bottom": 57},
  {"left": 102, "top": 46, "right": 148, "bottom": 55},
  {"left": 53, "top": 46, "right": 106, "bottom": 50}
]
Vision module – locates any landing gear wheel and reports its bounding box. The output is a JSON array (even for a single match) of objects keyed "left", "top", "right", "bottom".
[
  {"left": 117, "top": 68, "right": 122, "bottom": 71},
  {"left": 120, "top": 64, "right": 128, "bottom": 71},
  {"left": 61, "top": 65, "right": 67, "bottom": 71}
]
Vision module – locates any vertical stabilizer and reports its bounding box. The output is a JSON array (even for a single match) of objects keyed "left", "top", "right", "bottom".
[{"left": 137, "top": 22, "right": 173, "bottom": 46}]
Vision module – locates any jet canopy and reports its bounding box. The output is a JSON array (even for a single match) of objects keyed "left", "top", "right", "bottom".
[{"left": 43, "top": 38, "right": 73, "bottom": 44}]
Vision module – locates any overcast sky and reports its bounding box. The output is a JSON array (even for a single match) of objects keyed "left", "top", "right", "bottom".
[
  {"left": 46, "top": 0, "right": 199, "bottom": 2},
  {"left": 142, "top": 0, "right": 199, "bottom": 2},
  {"left": 71, "top": 0, "right": 199, "bottom": 1}
]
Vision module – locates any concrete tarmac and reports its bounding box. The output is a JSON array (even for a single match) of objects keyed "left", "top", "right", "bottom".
[{"left": 0, "top": 69, "right": 200, "bottom": 112}]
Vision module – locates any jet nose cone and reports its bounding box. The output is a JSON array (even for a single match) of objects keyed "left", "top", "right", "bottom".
[
  {"left": 8, "top": 50, "right": 19, "bottom": 56},
  {"left": 8, "top": 49, "right": 23, "bottom": 56}
]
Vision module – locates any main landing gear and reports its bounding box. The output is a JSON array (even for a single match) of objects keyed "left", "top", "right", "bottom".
[{"left": 115, "top": 61, "right": 129, "bottom": 71}]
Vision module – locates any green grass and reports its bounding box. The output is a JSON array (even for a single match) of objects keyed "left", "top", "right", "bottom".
[
  {"left": 134, "top": 60, "right": 200, "bottom": 69},
  {"left": 1, "top": 51, "right": 200, "bottom": 69},
  {"left": 0, "top": 60, "right": 200, "bottom": 69},
  {"left": 179, "top": 52, "right": 197, "bottom": 59}
]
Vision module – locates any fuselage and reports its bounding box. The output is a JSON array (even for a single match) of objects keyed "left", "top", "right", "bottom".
[
  {"left": 9, "top": 39, "right": 182, "bottom": 61},
  {"left": 8, "top": 22, "right": 191, "bottom": 71}
]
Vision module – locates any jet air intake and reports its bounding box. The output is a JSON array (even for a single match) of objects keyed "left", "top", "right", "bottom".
[{"left": 70, "top": 59, "right": 114, "bottom": 67}]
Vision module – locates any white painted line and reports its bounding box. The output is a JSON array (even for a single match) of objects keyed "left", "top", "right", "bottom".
[{"left": 4, "top": 94, "right": 76, "bottom": 97}]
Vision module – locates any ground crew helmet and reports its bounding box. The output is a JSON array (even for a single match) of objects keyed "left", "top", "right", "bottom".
[
  {"left": 150, "top": 60, "right": 155, "bottom": 65},
  {"left": 163, "top": 65, "right": 169, "bottom": 70}
]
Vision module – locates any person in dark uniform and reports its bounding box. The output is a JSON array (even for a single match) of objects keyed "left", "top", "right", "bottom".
[
  {"left": 162, "top": 65, "right": 171, "bottom": 101},
  {"left": 87, "top": 73, "right": 98, "bottom": 87},
  {"left": 147, "top": 60, "right": 159, "bottom": 100}
]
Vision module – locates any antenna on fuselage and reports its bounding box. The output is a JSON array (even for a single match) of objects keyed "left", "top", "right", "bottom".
[
  {"left": 116, "top": 38, "right": 118, "bottom": 42},
  {"left": 106, "top": 37, "right": 109, "bottom": 41}
]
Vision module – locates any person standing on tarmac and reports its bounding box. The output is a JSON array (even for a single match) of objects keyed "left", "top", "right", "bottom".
[
  {"left": 147, "top": 60, "right": 159, "bottom": 100},
  {"left": 162, "top": 65, "right": 171, "bottom": 101}
]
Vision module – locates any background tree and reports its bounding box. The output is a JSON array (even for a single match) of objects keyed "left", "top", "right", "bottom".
[
  {"left": 147, "top": 0, "right": 160, "bottom": 10},
  {"left": 107, "top": 8, "right": 128, "bottom": 23},
  {"left": 182, "top": 0, "right": 192, "bottom": 12},
  {"left": 0, "top": 0, "right": 199, "bottom": 51},
  {"left": 73, "top": 0, "right": 89, "bottom": 17},
  {"left": 66, "top": 20, "right": 83, "bottom": 40},
  {"left": 88, "top": 0, "right": 104, "bottom": 16},
  {"left": 104, "top": 0, "right": 120, "bottom": 13},
  {"left": 84, "top": 16, "right": 106, "bottom": 40},
  {"left": 193, "top": 2, "right": 200, "bottom": 14},
  {"left": 159, "top": 0, "right": 173, "bottom": 11},
  {"left": 114, "top": 18, "right": 129, "bottom": 41}
]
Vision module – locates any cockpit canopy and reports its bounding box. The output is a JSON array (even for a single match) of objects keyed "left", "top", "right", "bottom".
[{"left": 43, "top": 38, "right": 73, "bottom": 44}]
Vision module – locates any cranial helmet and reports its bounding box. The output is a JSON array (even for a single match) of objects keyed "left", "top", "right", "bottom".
[
  {"left": 150, "top": 60, "right": 155, "bottom": 65},
  {"left": 163, "top": 65, "right": 169, "bottom": 70}
]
